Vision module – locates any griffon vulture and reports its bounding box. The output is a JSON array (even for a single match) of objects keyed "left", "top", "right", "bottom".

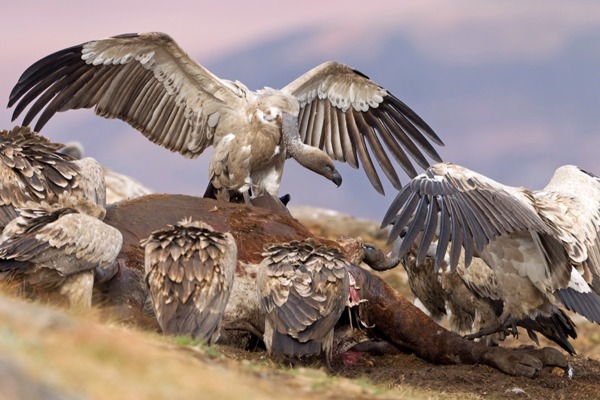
[
  {"left": 8, "top": 32, "right": 444, "bottom": 202},
  {"left": 382, "top": 163, "right": 600, "bottom": 340},
  {"left": 59, "top": 141, "right": 153, "bottom": 204},
  {"left": 0, "top": 126, "right": 105, "bottom": 228},
  {"left": 257, "top": 239, "right": 349, "bottom": 366},
  {"left": 361, "top": 239, "right": 577, "bottom": 353},
  {"left": 0, "top": 197, "right": 122, "bottom": 307},
  {"left": 142, "top": 218, "right": 236, "bottom": 343}
]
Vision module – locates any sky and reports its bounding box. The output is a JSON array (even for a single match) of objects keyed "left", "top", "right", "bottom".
[{"left": 2, "top": 1, "right": 600, "bottom": 221}]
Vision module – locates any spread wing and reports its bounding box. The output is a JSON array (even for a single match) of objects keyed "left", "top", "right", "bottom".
[
  {"left": 9, "top": 32, "right": 245, "bottom": 159},
  {"left": 0, "top": 126, "right": 82, "bottom": 227},
  {"left": 0, "top": 208, "right": 123, "bottom": 275},
  {"left": 382, "top": 162, "right": 555, "bottom": 272},
  {"left": 142, "top": 222, "right": 237, "bottom": 342},
  {"left": 283, "top": 61, "right": 444, "bottom": 194},
  {"left": 257, "top": 240, "right": 349, "bottom": 343}
]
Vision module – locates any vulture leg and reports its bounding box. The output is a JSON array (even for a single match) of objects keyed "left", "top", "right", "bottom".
[
  {"left": 464, "top": 312, "right": 516, "bottom": 341},
  {"left": 202, "top": 181, "right": 218, "bottom": 200},
  {"left": 242, "top": 190, "right": 252, "bottom": 205}
]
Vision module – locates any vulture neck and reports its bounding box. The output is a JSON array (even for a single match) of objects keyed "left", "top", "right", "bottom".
[
  {"left": 363, "top": 240, "right": 403, "bottom": 272},
  {"left": 281, "top": 113, "right": 325, "bottom": 174}
]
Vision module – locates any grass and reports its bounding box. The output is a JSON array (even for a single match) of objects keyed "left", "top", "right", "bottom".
[{"left": 0, "top": 294, "right": 444, "bottom": 400}]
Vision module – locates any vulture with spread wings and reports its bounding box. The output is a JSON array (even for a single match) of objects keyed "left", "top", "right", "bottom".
[
  {"left": 404, "top": 241, "right": 577, "bottom": 354},
  {"left": 8, "top": 32, "right": 443, "bottom": 202},
  {"left": 382, "top": 163, "right": 600, "bottom": 338}
]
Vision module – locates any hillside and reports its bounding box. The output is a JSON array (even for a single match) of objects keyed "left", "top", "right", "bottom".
[{"left": 1, "top": 207, "right": 599, "bottom": 399}]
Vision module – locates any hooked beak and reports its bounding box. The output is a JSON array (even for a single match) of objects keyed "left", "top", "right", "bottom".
[{"left": 332, "top": 169, "right": 343, "bottom": 187}]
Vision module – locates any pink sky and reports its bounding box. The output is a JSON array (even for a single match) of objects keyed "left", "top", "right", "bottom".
[{"left": 4, "top": 0, "right": 600, "bottom": 100}]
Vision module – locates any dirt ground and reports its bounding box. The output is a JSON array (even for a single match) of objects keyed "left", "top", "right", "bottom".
[
  {"left": 181, "top": 324, "right": 600, "bottom": 400},
  {"left": 336, "top": 352, "right": 600, "bottom": 399}
]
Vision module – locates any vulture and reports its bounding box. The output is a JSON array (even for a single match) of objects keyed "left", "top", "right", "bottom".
[
  {"left": 257, "top": 239, "right": 349, "bottom": 367},
  {"left": 60, "top": 141, "right": 153, "bottom": 204},
  {"left": 0, "top": 197, "right": 122, "bottom": 308},
  {"left": 0, "top": 125, "right": 105, "bottom": 228},
  {"left": 142, "top": 218, "right": 236, "bottom": 343},
  {"left": 8, "top": 32, "right": 444, "bottom": 202},
  {"left": 361, "top": 240, "right": 577, "bottom": 353},
  {"left": 406, "top": 241, "right": 577, "bottom": 353},
  {"left": 382, "top": 162, "right": 600, "bottom": 341}
]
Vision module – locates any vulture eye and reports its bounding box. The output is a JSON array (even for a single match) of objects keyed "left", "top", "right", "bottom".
[{"left": 363, "top": 244, "right": 376, "bottom": 252}]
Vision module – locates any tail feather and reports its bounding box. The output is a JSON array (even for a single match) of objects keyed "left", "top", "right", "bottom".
[
  {"left": 271, "top": 331, "right": 322, "bottom": 358},
  {"left": 161, "top": 301, "right": 221, "bottom": 343},
  {"left": 518, "top": 308, "right": 577, "bottom": 355}
]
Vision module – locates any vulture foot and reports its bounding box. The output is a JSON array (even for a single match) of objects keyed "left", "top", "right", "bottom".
[
  {"left": 464, "top": 314, "right": 518, "bottom": 341},
  {"left": 279, "top": 194, "right": 291, "bottom": 206}
]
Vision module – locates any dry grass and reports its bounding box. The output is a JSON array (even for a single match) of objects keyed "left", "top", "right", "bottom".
[{"left": 0, "top": 295, "right": 436, "bottom": 400}]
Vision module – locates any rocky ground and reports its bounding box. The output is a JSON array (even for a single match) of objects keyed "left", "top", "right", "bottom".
[{"left": 1, "top": 206, "right": 599, "bottom": 399}]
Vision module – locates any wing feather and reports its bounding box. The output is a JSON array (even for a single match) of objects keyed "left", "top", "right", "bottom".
[
  {"left": 0, "top": 127, "right": 103, "bottom": 227},
  {"left": 384, "top": 163, "right": 556, "bottom": 271},
  {"left": 335, "top": 107, "right": 357, "bottom": 168},
  {"left": 258, "top": 240, "right": 349, "bottom": 343},
  {"left": 345, "top": 110, "right": 384, "bottom": 193},
  {"left": 298, "top": 100, "right": 312, "bottom": 144},
  {"left": 355, "top": 111, "right": 401, "bottom": 189},
  {"left": 0, "top": 208, "right": 122, "bottom": 276},
  {"left": 283, "top": 61, "right": 444, "bottom": 193},
  {"left": 9, "top": 32, "right": 244, "bottom": 159}
]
